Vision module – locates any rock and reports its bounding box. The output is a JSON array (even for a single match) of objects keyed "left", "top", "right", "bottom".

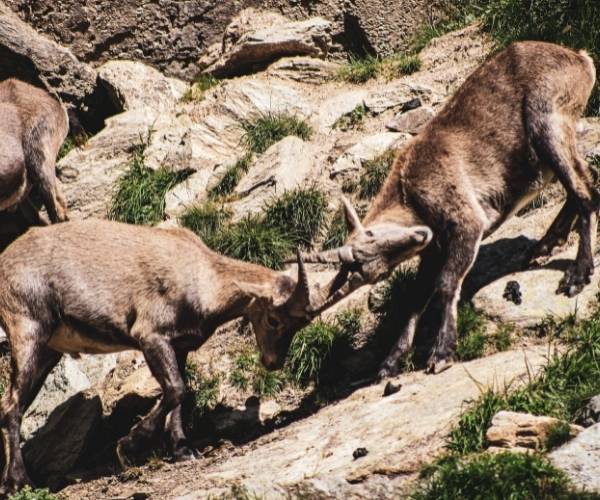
[
  {"left": 577, "top": 117, "right": 600, "bottom": 158},
  {"left": 0, "top": 2, "right": 116, "bottom": 130},
  {"left": 330, "top": 132, "right": 409, "bottom": 179},
  {"left": 580, "top": 394, "right": 600, "bottom": 426},
  {"left": 486, "top": 411, "right": 582, "bottom": 452},
  {"left": 315, "top": 89, "right": 370, "bottom": 131},
  {"left": 229, "top": 136, "right": 320, "bottom": 219},
  {"left": 266, "top": 56, "right": 340, "bottom": 84},
  {"left": 22, "top": 354, "right": 117, "bottom": 439},
  {"left": 200, "top": 10, "right": 332, "bottom": 77},
  {"left": 259, "top": 400, "right": 282, "bottom": 423},
  {"left": 98, "top": 60, "right": 187, "bottom": 112},
  {"left": 164, "top": 170, "right": 217, "bottom": 219},
  {"left": 23, "top": 392, "right": 102, "bottom": 490},
  {"left": 386, "top": 106, "right": 436, "bottom": 134},
  {"left": 550, "top": 423, "right": 600, "bottom": 492},
  {"left": 364, "top": 83, "right": 433, "bottom": 115},
  {"left": 469, "top": 203, "right": 600, "bottom": 327}
]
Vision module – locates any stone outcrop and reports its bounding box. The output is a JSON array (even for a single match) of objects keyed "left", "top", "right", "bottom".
[{"left": 486, "top": 411, "right": 582, "bottom": 453}]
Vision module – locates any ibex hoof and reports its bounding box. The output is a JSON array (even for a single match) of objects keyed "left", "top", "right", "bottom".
[
  {"left": 425, "top": 357, "right": 453, "bottom": 375},
  {"left": 556, "top": 263, "right": 592, "bottom": 297},
  {"left": 116, "top": 438, "right": 136, "bottom": 470},
  {"left": 172, "top": 445, "right": 197, "bottom": 462}
]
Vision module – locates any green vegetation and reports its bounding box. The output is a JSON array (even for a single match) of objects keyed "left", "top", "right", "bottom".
[
  {"left": 8, "top": 487, "right": 61, "bottom": 500},
  {"left": 229, "top": 350, "right": 287, "bottom": 397},
  {"left": 208, "top": 154, "right": 253, "bottom": 200},
  {"left": 358, "top": 150, "right": 396, "bottom": 199},
  {"left": 322, "top": 209, "right": 348, "bottom": 250},
  {"left": 178, "top": 202, "right": 232, "bottom": 248},
  {"left": 109, "top": 142, "right": 189, "bottom": 225},
  {"left": 337, "top": 54, "right": 381, "bottom": 84},
  {"left": 181, "top": 74, "right": 220, "bottom": 103},
  {"left": 448, "top": 311, "right": 600, "bottom": 454},
  {"left": 332, "top": 103, "right": 368, "bottom": 130},
  {"left": 456, "top": 303, "right": 487, "bottom": 361},
  {"left": 384, "top": 54, "right": 422, "bottom": 77},
  {"left": 411, "top": 452, "right": 588, "bottom": 500},
  {"left": 185, "top": 361, "right": 220, "bottom": 418},
  {"left": 239, "top": 112, "right": 313, "bottom": 154},
  {"left": 493, "top": 323, "right": 514, "bottom": 352},
  {"left": 287, "top": 309, "right": 361, "bottom": 386},
  {"left": 263, "top": 187, "right": 328, "bottom": 248},
  {"left": 545, "top": 420, "right": 573, "bottom": 451}
]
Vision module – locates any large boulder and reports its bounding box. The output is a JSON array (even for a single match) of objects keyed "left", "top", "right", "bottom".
[{"left": 199, "top": 9, "right": 332, "bottom": 77}]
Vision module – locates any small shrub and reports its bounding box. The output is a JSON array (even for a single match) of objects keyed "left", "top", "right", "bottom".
[
  {"left": 545, "top": 420, "right": 573, "bottom": 451},
  {"left": 322, "top": 209, "right": 348, "bottom": 250},
  {"left": 358, "top": 150, "right": 396, "bottom": 199},
  {"left": 229, "top": 350, "right": 287, "bottom": 397},
  {"left": 185, "top": 361, "right": 220, "bottom": 418},
  {"left": 332, "top": 103, "right": 368, "bottom": 130},
  {"left": 493, "top": 323, "right": 514, "bottom": 352},
  {"left": 181, "top": 74, "right": 219, "bottom": 102},
  {"left": 384, "top": 54, "right": 422, "bottom": 78},
  {"left": 252, "top": 367, "right": 287, "bottom": 397},
  {"left": 218, "top": 215, "right": 292, "bottom": 269},
  {"left": 337, "top": 55, "right": 381, "bottom": 84},
  {"left": 208, "top": 154, "right": 253, "bottom": 200},
  {"left": 109, "top": 145, "right": 189, "bottom": 225},
  {"left": 179, "top": 202, "right": 231, "bottom": 247},
  {"left": 456, "top": 303, "right": 487, "bottom": 361},
  {"left": 8, "top": 487, "right": 61, "bottom": 500},
  {"left": 229, "top": 351, "right": 257, "bottom": 391},
  {"left": 263, "top": 187, "right": 328, "bottom": 248},
  {"left": 239, "top": 112, "right": 312, "bottom": 154},
  {"left": 411, "top": 452, "right": 582, "bottom": 500}
]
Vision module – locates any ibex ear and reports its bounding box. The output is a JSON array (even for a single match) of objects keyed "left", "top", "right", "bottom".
[{"left": 341, "top": 196, "right": 364, "bottom": 234}]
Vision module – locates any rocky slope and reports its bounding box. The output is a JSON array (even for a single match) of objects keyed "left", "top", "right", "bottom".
[{"left": 1, "top": 5, "right": 600, "bottom": 499}]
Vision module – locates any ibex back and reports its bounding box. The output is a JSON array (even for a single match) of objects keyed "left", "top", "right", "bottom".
[
  {"left": 303, "top": 42, "right": 599, "bottom": 377},
  {"left": 0, "top": 78, "right": 69, "bottom": 224}
]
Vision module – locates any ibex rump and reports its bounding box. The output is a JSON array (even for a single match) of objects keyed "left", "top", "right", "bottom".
[
  {"left": 0, "top": 78, "right": 69, "bottom": 225},
  {"left": 0, "top": 218, "right": 428, "bottom": 493},
  {"left": 304, "top": 42, "right": 599, "bottom": 377}
]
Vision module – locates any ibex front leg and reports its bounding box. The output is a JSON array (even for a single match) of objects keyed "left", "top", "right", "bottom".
[{"left": 117, "top": 334, "right": 185, "bottom": 468}]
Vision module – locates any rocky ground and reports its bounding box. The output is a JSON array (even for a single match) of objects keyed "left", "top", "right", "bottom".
[{"left": 0, "top": 3, "right": 600, "bottom": 499}]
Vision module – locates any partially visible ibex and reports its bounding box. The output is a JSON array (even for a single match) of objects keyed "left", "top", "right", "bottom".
[
  {"left": 0, "top": 78, "right": 69, "bottom": 224},
  {"left": 0, "top": 218, "right": 429, "bottom": 493},
  {"left": 303, "top": 42, "right": 599, "bottom": 377}
]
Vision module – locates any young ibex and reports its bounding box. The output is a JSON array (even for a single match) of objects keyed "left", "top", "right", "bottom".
[
  {"left": 0, "top": 218, "right": 428, "bottom": 493},
  {"left": 303, "top": 42, "right": 599, "bottom": 377},
  {"left": 0, "top": 78, "right": 69, "bottom": 224}
]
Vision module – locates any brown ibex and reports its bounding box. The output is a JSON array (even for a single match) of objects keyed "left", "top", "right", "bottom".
[
  {"left": 303, "top": 42, "right": 599, "bottom": 378},
  {"left": 0, "top": 78, "right": 69, "bottom": 224},
  {"left": 0, "top": 218, "right": 430, "bottom": 493}
]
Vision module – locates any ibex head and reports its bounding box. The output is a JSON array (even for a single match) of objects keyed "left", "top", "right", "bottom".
[{"left": 301, "top": 197, "right": 433, "bottom": 284}]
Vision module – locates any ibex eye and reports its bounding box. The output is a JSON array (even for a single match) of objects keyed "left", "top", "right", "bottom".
[{"left": 267, "top": 316, "right": 280, "bottom": 328}]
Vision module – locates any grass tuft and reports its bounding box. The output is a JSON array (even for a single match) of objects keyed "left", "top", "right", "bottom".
[
  {"left": 456, "top": 303, "right": 487, "bottom": 361},
  {"left": 544, "top": 420, "right": 573, "bottom": 451},
  {"left": 208, "top": 154, "right": 253, "bottom": 200},
  {"left": 358, "top": 150, "right": 396, "bottom": 199},
  {"left": 337, "top": 55, "right": 381, "bottom": 84},
  {"left": 383, "top": 54, "right": 422, "bottom": 78},
  {"left": 178, "top": 202, "right": 231, "bottom": 248},
  {"left": 181, "top": 74, "right": 219, "bottom": 103},
  {"left": 185, "top": 361, "right": 220, "bottom": 419},
  {"left": 229, "top": 350, "right": 287, "bottom": 397},
  {"left": 411, "top": 452, "right": 585, "bottom": 500},
  {"left": 239, "top": 112, "right": 312, "bottom": 154},
  {"left": 8, "top": 487, "right": 61, "bottom": 500},
  {"left": 322, "top": 209, "right": 348, "bottom": 250},
  {"left": 493, "top": 323, "right": 514, "bottom": 352},
  {"left": 109, "top": 143, "right": 189, "bottom": 225},
  {"left": 332, "top": 103, "right": 368, "bottom": 131}
]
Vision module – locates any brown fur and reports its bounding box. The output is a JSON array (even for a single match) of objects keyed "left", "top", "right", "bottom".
[{"left": 0, "top": 78, "right": 69, "bottom": 223}]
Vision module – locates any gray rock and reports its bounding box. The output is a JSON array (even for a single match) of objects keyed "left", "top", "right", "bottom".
[
  {"left": 387, "top": 106, "right": 436, "bottom": 134},
  {"left": 580, "top": 394, "right": 600, "bottom": 427},
  {"left": 267, "top": 56, "right": 340, "bottom": 84},
  {"left": 550, "top": 423, "right": 600, "bottom": 492}
]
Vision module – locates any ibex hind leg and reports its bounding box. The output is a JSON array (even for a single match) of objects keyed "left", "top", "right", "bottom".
[
  {"left": 116, "top": 335, "right": 185, "bottom": 468},
  {"left": 528, "top": 109, "right": 600, "bottom": 296},
  {"left": 0, "top": 317, "right": 58, "bottom": 495}
]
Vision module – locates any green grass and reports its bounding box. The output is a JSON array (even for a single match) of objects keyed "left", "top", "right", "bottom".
[
  {"left": 456, "top": 303, "right": 487, "bottom": 361},
  {"left": 337, "top": 55, "right": 381, "bottom": 84},
  {"left": 545, "top": 420, "right": 573, "bottom": 451},
  {"left": 8, "top": 487, "right": 61, "bottom": 500},
  {"left": 287, "top": 310, "right": 361, "bottom": 386},
  {"left": 185, "top": 361, "right": 220, "bottom": 418},
  {"left": 411, "top": 452, "right": 590, "bottom": 500},
  {"left": 448, "top": 311, "right": 600, "bottom": 454},
  {"left": 332, "top": 103, "right": 368, "bottom": 130},
  {"left": 239, "top": 112, "right": 313, "bottom": 154},
  {"left": 181, "top": 74, "right": 220, "bottom": 103},
  {"left": 322, "top": 209, "right": 348, "bottom": 250},
  {"left": 178, "top": 202, "right": 232, "bottom": 248},
  {"left": 57, "top": 131, "right": 89, "bottom": 161},
  {"left": 358, "top": 150, "right": 396, "bottom": 199},
  {"left": 229, "top": 350, "right": 287, "bottom": 397},
  {"left": 384, "top": 54, "right": 422, "bottom": 78},
  {"left": 208, "top": 154, "right": 253, "bottom": 200},
  {"left": 263, "top": 187, "right": 328, "bottom": 248},
  {"left": 109, "top": 144, "right": 189, "bottom": 225},
  {"left": 493, "top": 324, "right": 514, "bottom": 352}
]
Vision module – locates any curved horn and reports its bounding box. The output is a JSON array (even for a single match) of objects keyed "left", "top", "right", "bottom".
[
  {"left": 286, "top": 248, "right": 311, "bottom": 315},
  {"left": 341, "top": 196, "right": 364, "bottom": 234},
  {"left": 299, "top": 246, "right": 355, "bottom": 264}
]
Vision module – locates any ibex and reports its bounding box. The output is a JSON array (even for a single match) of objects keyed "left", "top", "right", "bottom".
[
  {"left": 303, "top": 42, "right": 599, "bottom": 377},
  {"left": 0, "top": 78, "right": 69, "bottom": 225},
  {"left": 0, "top": 218, "right": 429, "bottom": 493}
]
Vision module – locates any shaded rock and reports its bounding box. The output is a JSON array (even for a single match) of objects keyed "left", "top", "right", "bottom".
[
  {"left": 23, "top": 354, "right": 117, "bottom": 439},
  {"left": 229, "top": 136, "right": 319, "bottom": 219},
  {"left": 259, "top": 400, "right": 282, "bottom": 423},
  {"left": 550, "top": 423, "right": 600, "bottom": 492},
  {"left": 98, "top": 60, "right": 187, "bottom": 112},
  {"left": 0, "top": 2, "right": 116, "bottom": 131},
  {"left": 267, "top": 56, "right": 340, "bottom": 84},
  {"left": 486, "top": 411, "right": 582, "bottom": 452},
  {"left": 200, "top": 10, "right": 332, "bottom": 77},
  {"left": 23, "top": 391, "right": 102, "bottom": 490},
  {"left": 577, "top": 117, "right": 600, "bottom": 158},
  {"left": 580, "top": 394, "right": 600, "bottom": 427},
  {"left": 330, "top": 132, "right": 409, "bottom": 179},
  {"left": 386, "top": 106, "right": 435, "bottom": 134}
]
